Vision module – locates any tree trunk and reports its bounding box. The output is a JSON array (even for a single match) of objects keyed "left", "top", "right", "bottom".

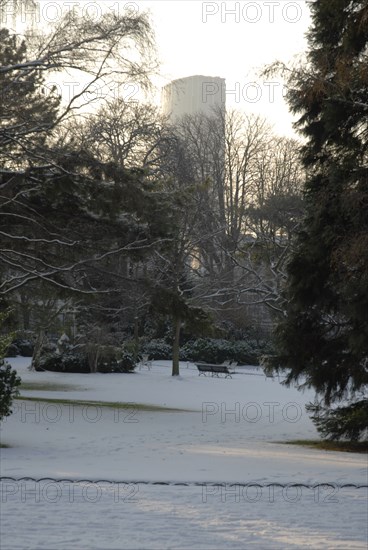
[
  {"left": 134, "top": 315, "right": 139, "bottom": 361},
  {"left": 31, "top": 329, "right": 46, "bottom": 371},
  {"left": 19, "top": 292, "right": 31, "bottom": 330},
  {"left": 91, "top": 346, "right": 100, "bottom": 373},
  {"left": 172, "top": 317, "right": 181, "bottom": 376},
  {"left": 87, "top": 344, "right": 99, "bottom": 373}
]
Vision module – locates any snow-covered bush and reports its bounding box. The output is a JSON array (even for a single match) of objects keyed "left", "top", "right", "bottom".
[
  {"left": 97, "top": 348, "right": 136, "bottom": 373},
  {"left": 141, "top": 339, "right": 172, "bottom": 360},
  {"left": 119, "top": 348, "right": 139, "bottom": 372},
  {"left": 38, "top": 346, "right": 137, "bottom": 373},
  {"left": 232, "top": 341, "right": 266, "bottom": 364},
  {"left": 16, "top": 340, "right": 34, "bottom": 357},
  {"left": 41, "top": 341, "right": 58, "bottom": 355},
  {"left": 0, "top": 360, "right": 21, "bottom": 422},
  {"left": 180, "top": 339, "right": 231, "bottom": 364},
  {"left": 37, "top": 352, "right": 89, "bottom": 373},
  {"left": 6, "top": 337, "right": 34, "bottom": 358},
  {"left": 5, "top": 342, "right": 20, "bottom": 357},
  {"left": 0, "top": 311, "right": 21, "bottom": 421},
  {"left": 13, "top": 338, "right": 34, "bottom": 357},
  {"left": 180, "top": 338, "right": 271, "bottom": 365}
]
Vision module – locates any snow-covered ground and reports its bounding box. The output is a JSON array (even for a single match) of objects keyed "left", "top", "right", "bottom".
[{"left": 1, "top": 357, "right": 367, "bottom": 549}]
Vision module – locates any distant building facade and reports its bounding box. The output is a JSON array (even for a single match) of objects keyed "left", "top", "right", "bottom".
[{"left": 161, "top": 75, "right": 226, "bottom": 120}]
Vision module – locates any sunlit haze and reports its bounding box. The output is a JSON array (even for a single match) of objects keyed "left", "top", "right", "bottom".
[
  {"left": 144, "top": 1, "right": 312, "bottom": 137},
  {"left": 5, "top": 0, "right": 312, "bottom": 137}
]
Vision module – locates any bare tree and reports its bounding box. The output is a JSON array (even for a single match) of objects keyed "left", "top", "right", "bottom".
[
  {"left": 159, "top": 109, "right": 305, "bottom": 333},
  {"left": 233, "top": 136, "right": 305, "bottom": 316},
  {"left": 0, "top": 5, "right": 159, "bottom": 299},
  {"left": 57, "top": 98, "right": 169, "bottom": 174},
  {"left": 0, "top": 5, "right": 157, "bottom": 165}
]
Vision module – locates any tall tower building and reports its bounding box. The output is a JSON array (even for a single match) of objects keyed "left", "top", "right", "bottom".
[{"left": 161, "top": 75, "right": 226, "bottom": 121}]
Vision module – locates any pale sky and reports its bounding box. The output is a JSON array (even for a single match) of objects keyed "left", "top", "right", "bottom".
[
  {"left": 8, "top": 0, "right": 312, "bottom": 137},
  {"left": 141, "top": 0, "right": 312, "bottom": 137}
]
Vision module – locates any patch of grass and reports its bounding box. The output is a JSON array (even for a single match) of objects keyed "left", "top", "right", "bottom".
[
  {"left": 15, "top": 396, "right": 193, "bottom": 413},
  {"left": 279, "top": 439, "right": 368, "bottom": 453},
  {"left": 20, "top": 381, "right": 83, "bottom": 392}
]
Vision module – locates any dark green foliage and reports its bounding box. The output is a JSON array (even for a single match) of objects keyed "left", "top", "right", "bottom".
[
  {"left": 13, "top": 339, "right": 34, "bottom": 357},
  {"left": 269, "top": 1, "right": 368, "bottom": 440},
  {"left": 5, "top": 342, "right": 19, "bottom": 357},
  {"left": 0, "top": 28, "right": 170, "bottom": 298},
  {"left": 1, "top": 148, "right": 168, "bottom": 295},
  {"left": 122, "top": 340, "right": 142, "bottom": 361},
  {"left": 0, "top": 309, "right": 21, "bottom": 421},
  {"left": 4, "top": 337, "right": 34, "bottom": 357},
  {"left": 0, "top": 28, "right": 60, "bottom": 164},
  {"left": 38, "top": 347, "right": 137, "bottom": 373},
  {"left": 141, "top": 340, "right": 172, "bottom": 361},
  {"left": 180, "top": 338, "right": 270, "bottom": 365},
  {"left": 0, "top": 361, "right": 21, "bottom": 421},
  {"left": 306, "top": 400, "right": 368, "bottom": 442},
  {"left": 38, "top": 352, "right": 90, "bottom": 373},
  {"left": 142, "top": 337, "right": 271, "bottom": 364},
  {"left": 115, "top": 350, "right": 136, "bottom": 373},
  {"left": 97, "top": 348, "right": 136, "bottom": 373}
]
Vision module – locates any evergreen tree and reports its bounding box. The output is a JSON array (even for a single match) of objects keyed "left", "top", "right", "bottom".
[
  {"left": 0, "top": 310, "right": 21, "bottom": 422},
  {"left": 269, "top": 0, "right": 368, "bottom": 440},
  {"left": 0, "top": 21, "right": 166, "bottom": 298},
  {"left": 0, "top": 28, "right": 60, "bottom": 169}
]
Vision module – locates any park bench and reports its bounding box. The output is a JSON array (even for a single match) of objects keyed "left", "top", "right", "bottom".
[{"left": 195, "top": 362, "right": 235, "bottom": 379}]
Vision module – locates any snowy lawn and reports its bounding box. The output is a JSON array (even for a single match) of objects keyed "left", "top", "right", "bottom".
[{"left": 1, "top": 357, "right": 367, "bottom": 549}]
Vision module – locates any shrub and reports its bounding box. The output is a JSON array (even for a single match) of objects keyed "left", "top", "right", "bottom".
[
  {"left": 94, "top": 345, "right": 119, "bottom": 373},
  {"left": 37, "top": 352, "right": 89, "bottom": 373},
  {"left": 118, "top": 350, "right": 136, "bottom": 372},
  {"left": 97, "top": 348, "right": 136, "bottom": 373},
  {"left": 6, "top": 338, "right": 35, "bottom": 358},
  {"left": 38, "top": 346, "right": 137, "bottom": 373},
  {"left": 0, "top": 311, "right": 21, "bottom": 421},
  {"left": 3, "top": 332, "right": 35, "bottom": 358},
  {"left": 179, "top": 338, "right": 271, "bottom": 365},
  {"left": 141, "top": 339, "right": 172, "bottom": 360},
  {"left": 5, "top": 342, "right": 20, "bottom": 357},
  {"left": 14, "top": 339, "right": 34, "bottom": 357},
  {"left": 180, "top": 339, "right": 230, "bottom": 363},
  {"left": 232, "top": 341, "right": 261, "bottom": 365},
  {"left": 139, "top": 337, "right": 272, "bottom": 364},
  {"left": 0, "top": 360, "right": 21, "bottom": 422}
]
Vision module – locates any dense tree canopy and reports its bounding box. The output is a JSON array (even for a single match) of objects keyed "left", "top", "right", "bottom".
[
  {"left": 0, "top": 8, "right": 162, "bottom": 296},
  {"left": 270, "top": 0, "right": 368, "bottom": 439},
  {"left": 0, "top": 3, "right": 307, "bottom": 381}
]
